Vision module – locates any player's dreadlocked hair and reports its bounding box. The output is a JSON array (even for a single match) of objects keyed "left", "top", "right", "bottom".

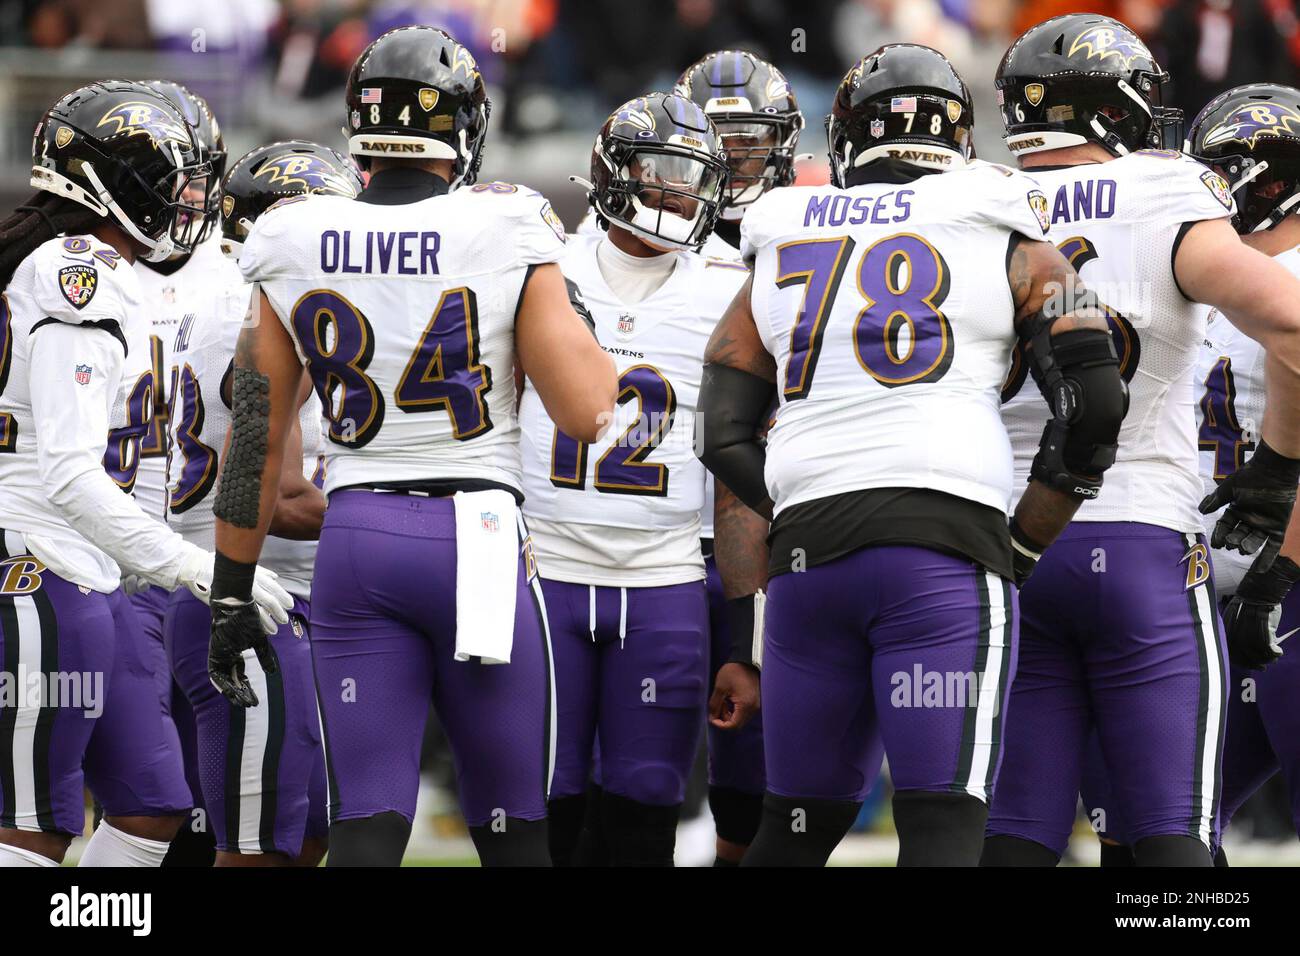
[{"left": 0, "top": 191, "right": 102, "bottom": 291}]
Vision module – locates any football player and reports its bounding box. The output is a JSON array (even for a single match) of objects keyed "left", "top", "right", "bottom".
[
  {"left": 130, "top": 78, "right": 227, "bottom": 867},
  {"left": 520, "top": 92, "right": 744, "bottom": 866},
  {"left": 1185, "top": 83, "right": 1300, "bottom": 847},
  {"left": 161, "top": 141, "right": 361, "bottom": 867},
  {"left": 674, "top": 49, "right": 804, "bottom": 864},
  {"left": 209, "top": 26, "right": 616, "bottom": 867},
  {"left": 0, "top": 81, "right": 290, "bottom": 867},
  {"left": 698, "top": 43, "right": 1128, "bottom": 867},
  {"left": 987, "top": 15, "right": 1300, "bottom": 868}
]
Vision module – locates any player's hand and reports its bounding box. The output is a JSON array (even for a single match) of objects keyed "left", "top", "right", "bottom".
[
  {"left": 1198, "top": 441, "right": 1300, "bottom": 572},
  {"left": 1221, "top": 554, "right": 1300, "bottom": 671},
  {"left": 208, "top": 597, "right": 281, "bottom": 707},
  {"left": 181, "top": 548, "right": 293, "bottom": 635},
  {"left": 709, "top": 662, "right": 760, "bottom": 731},
  {"left": 119, "top": 573, "right": 151, "bottom": 596}
]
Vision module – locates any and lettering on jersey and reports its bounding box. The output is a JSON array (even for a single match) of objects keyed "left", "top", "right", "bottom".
[
  {"left": 239, "top": 184, "right": 566, "bottom": 495},
  {"left": 1003, "top": 151, "right": 1238, "bottom": 533}
]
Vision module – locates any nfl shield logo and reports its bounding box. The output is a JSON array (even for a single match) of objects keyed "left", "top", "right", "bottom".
[
  {"left": 481, "top": 511, "right": 499, "bottom": 533},
  {"left": 618, "top": 313, "right": 635, "bottom": 335},
  {"left": 74, "top": 364, "right": 92, "bottom": 385},
  {"left": 58, "top": 265, "right": 97, "bottom": 310},
  {"left": 869, "top": 119, "right": 885, "bottom": 138}
]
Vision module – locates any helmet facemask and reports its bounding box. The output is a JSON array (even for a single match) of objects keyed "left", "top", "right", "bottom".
[
  {"left": 596, "top": 141, "right": 728, "bottom": 251},
  {"left": 714, "top": 115, "right": 799, "bottom": 220}
]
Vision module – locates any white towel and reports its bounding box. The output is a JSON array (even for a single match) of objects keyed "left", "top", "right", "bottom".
[
  {"left": 453, "top": 490, "right": 520, "bottom": 664},
  {"left": 752, "top": 590, "right": 767, "bottom": 671}
]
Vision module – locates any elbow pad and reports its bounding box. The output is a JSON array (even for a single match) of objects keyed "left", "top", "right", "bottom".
[
  {"left": 1027, "top": 326, "right": 1129, "bottom": 500},
  {"left": 697, "top": 363, "right": 776, "bottom": 515}
]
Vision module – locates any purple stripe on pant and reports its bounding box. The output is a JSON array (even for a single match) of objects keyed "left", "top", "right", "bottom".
[
  {"left": 545, "top": 577, "right": 708, "bottom": 806},
  {"left": 987, "top": 522, "right": 1227, "bottom": 856},
  {"left": 309, "top": 490, "right": 551, "bottom": 827},
  {"left": 165, "top": 589, "right": 326, "bottom": 855},
  {"left": 0, "top": 535, "right": 189, "bottom": 834},
  {"left": 762, "top": 544, "right": 1016, "bottom": 803},
  {"left": 705, "top": 553, "right": 765, "bottom": 795}
]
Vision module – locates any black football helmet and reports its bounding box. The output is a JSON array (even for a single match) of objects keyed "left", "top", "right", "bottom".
[
  {"left": 344, "top": 25, "right": 489, "bottom": 188},
  {"left": 583, "top": 92, "right": 729, "bottom": 252},
  {"left": 996, "top": 14, "right": 1181, "bottom": 158},
  {"left": 1186, "top": 84, "right": 1300, "bottom": 234},
  {"left": 827, "top": 44, "right": 974, "bottom": 186},
  {"left": 219, "top": 141, "right": 363, "bottom": 258},
  {"left": 143, "top": 80, "right": 226, "bottom": 245},
  {"left": 30, "top": 80, "right": 209, "bottom": 262},
  {"left": 675, "top": 50, "right": 804, "bottom": 221}
]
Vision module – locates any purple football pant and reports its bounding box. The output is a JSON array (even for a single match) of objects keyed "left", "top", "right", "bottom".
[
  {"left": 310, "top": 491, "right": 552, "bottom": 827},
  {"left": 705, "top": 554, "right": 765, "bottom": 795},
  {"left": 763, "top": 544, "right": 1016, "bottom": 802},
  {"left": 0, "top": 531, "right": 190, "bottom": 834},
  {"left": 545, "top": 577, "right": 708, "bottom": 806},
  {"left": 1220, "top": 587, "right": 1300, "bottom": 839},
  {"left": 166, "top": 589, "right": 326, "bottom": 855},
  {"left": 987, "top": 523, "right": 1227, "bottom": 857},
  {"left": 132, "top": 585, "right": 200, "bottom": 812}
]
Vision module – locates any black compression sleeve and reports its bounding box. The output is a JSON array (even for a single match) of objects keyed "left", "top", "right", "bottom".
[{"left": 697, "top": 363, "right": 776, "bottom": 515}]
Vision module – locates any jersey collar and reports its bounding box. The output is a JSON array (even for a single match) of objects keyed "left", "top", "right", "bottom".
[{"left": 357, "top": 167, "right": 451, "bottom": 205}]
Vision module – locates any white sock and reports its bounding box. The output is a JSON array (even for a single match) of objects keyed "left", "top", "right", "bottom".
[
  {"left": 0, "top": 842, "right": 60, "bottom": 866},
  {"left": 78, "top": 821, "right": 170, "bottom": 867}
]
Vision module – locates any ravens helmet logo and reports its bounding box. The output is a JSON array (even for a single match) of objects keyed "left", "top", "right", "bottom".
[
  {"left": 1067, "top": 26, "right": 1153, "bottom": 72},
  {"left": 419, "top": 88, "right": 439, "bottom": 112},
  {"left": 1202, "top": 102, "right": 1300, "bottom": 150},
  {"left": 54, "top": 126, "right": 74, "bottom": 149},
  {"left": 96, "top": 101, "right": 191, "bottom": 150},
  {"left": 253, "top": 155, "right": 357, "bottom": 196}
]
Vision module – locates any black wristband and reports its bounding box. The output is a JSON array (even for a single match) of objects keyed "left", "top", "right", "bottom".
[
  {"left": 726, "top": 594, "right": 759, "bottom": 668},
  {"left": 211, "top": 551, "right": 257, "bottom": 603},
  {"left": 1248, "top": 440, "right": 1300, "bottom": 487},
  {"left": 1008, "top": 516, "right": 1047, "bottom": 557}
]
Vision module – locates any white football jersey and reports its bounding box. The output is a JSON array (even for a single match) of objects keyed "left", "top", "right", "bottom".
[
  {"left": 743, "top": 163, "right": 1052, "bottom": 517},
  {"left": 1193, "top": 246, "right": 1296, "bottom": 595},
  {"left": 519, "top": 232, "right": 747, "bottom": 585},
  {"left": 240, "top": 183, "right": 568, "bottom": 495},
  {"left": 132, "top": 238, "right": 239, "bottom": 521},
  {"left": 165, "top": 263, "right": 323, "bottom": 598},
  {"left": 1002, "top": 151, "right": 1237, "bottom": 532},
  {"left": 0, "top": 236, "right": 154, "bottom": 590}
]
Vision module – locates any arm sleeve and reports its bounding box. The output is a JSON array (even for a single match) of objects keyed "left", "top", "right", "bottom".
[{"left": 28, "top": 322, "right": 201, "bottom": 587}]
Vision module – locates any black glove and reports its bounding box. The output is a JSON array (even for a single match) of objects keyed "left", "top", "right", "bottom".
[
  {"left": 1221, "top": 555, "right": 1300, "bottom": 671},
  {"left": 1009, "top": 517, "right": 1044, "bottom": 588},
  {"left": 1199, "top": 441, "right": 1300, "bottom": 572},
  {"left": 209, "top": 598, "right": 279, "bottom": 707}
]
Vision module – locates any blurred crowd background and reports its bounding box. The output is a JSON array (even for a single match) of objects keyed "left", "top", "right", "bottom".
[
  {"left": 5, "top": 0, "right": 1300, "bottom": 861},
  {"left": 6, "top": 0, "right": 1300, "bottom": 222}
]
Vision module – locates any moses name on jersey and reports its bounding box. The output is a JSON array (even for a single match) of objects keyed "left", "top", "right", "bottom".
[{"left": 741, "top": 162, "right": 1051, "bottom": 577}]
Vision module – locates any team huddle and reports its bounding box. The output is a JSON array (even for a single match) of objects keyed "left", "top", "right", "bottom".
[{"left": 0, "top": 11, "right": 1298, "bottom": 868}]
